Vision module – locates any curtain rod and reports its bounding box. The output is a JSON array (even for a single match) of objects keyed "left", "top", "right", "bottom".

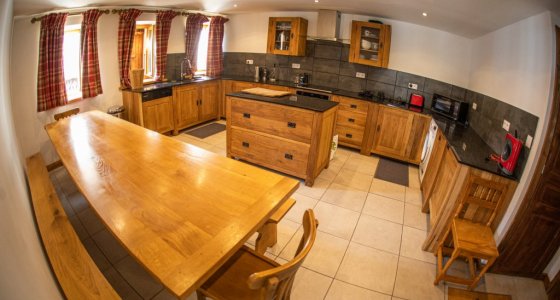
[{"left": 26, "top": 6, "right": 226, "bottom": 24}]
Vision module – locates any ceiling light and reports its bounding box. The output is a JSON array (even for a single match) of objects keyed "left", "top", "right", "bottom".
[
  {"left": 315, "top": 0, "right": 319, "bottom": 3},
  {"left": 233, "top": 4, "right": 238, "bottom": 7},
  {"left": 422, "top": 12, "right": 428, "bottom": 17}
]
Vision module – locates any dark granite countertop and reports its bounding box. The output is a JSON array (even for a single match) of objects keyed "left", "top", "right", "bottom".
[
  {"left": 127, "top": 76, "right": 219, "bottom": 93},
  {"left": 432, "top": 115, "right": 517, "bottom": 180},
  {"left": 227, "top": 92, "right": 338, "bottom": 112}
]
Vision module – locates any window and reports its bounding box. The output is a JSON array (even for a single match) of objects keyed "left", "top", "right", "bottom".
[
  {"left": 132, "top": 22, "right": 156, "bottom": 82},
  {"left": 195, "top": 23, "right": 210, "bottom": 74},
  {"left": 63, "top": 25, "right": 82, "bottom": 101}
]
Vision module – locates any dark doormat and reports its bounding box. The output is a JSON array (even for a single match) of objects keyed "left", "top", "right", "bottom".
[
  {"left": 374, "top": 157, "right": 409, "bottom": 187},
  {"left": 186, "top": 123, "right": 226, "bottom": 139}
]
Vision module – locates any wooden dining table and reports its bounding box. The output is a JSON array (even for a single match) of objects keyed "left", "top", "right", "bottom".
[{"left": 45, "top": 110, "right": 299, "bottom": 299}]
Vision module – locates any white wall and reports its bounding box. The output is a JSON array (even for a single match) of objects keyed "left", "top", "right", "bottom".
[
  {"left": 10, "top": 13, "right": 186, "bottom": 163},
  {"left": 0, "top": 0, "right": 63, "bottom": 298},
  {"left": 224, "top": 11, "right": 472, "bottom": 87}
]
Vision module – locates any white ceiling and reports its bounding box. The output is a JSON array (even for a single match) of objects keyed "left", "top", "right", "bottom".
[{"left": 13, "top": 0, "right": 560, "bottom": 38}]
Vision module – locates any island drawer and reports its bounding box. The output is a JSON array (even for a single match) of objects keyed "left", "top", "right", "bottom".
[
  {"left": 336, "top": 109, "right": 367, "bottom": 129},
  {"left": 230, "top": 98, "right": 314, "bottom": 144},
  {"left": 335, "top": 96, "right": 369, "bottom": 113},
  {"left": 335, "top": 125, "right": 364, "bottom": 147},
  {"left": 230, "top": 127, "right": 310, "bottom": 178}
]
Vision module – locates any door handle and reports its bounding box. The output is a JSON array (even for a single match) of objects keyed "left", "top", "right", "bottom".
[
  {"left": 287, "top": 122, "right": 296, "bottom": 128},
  {"left": 285, "top": 153, "right": 293, "bottom": 160},
  {"left": 242, "top": 142, "right": 250, "bottom": 147},
  {"left": 377, "top": 125, "right": 381, "bottom": 132},
  {"left": 350, "top": 104, "right": 357, "bottom": 109},
  {"left": 345, "top": 133, "right": 353, "bottom": 138},
  {"left": 243, "top": 113, "right": 251, "bottom": 118},
  {"left": 348, "top": 118, "right": 355, "bottom": 123}
]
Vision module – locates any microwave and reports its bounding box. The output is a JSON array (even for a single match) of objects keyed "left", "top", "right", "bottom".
[{"left": 431, "top": 94, "right": 469, "bottom": 124}]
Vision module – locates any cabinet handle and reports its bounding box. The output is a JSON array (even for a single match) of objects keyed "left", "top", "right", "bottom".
[
  {"left": 350, "top": 104, "right": 357, "bottom": 109},
  {"left": 243, "top": 113, "right": 251, "bottom": 118},
  {"left": 242, "top": 142, "right": 250, "bottom": 148},
  {"left": 345, "top": 133, "right": 353, "bottom": 138},
  {"left": 287, "top": 122, "right": 297, "bottom": 128},
  {"left": 377, "top": 125, "right": 381, "bottom": 132},
  {"left": 285, "top": 153, "right": 293, "bottom": 160},
  {"left": 348, "top": 118, "right": 355, "bottom": 123},
  {"left": 291, "top": 32, "right": 294, "bottom": 39}
]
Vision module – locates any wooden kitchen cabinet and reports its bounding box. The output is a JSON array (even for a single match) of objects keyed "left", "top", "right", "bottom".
[
  {"left": 371, "top": 106, "right": 414, "bottom": 158},
  {"left": 142, "top": 97, "right": 174, "bottom": 133},
  {"left": 421, "top": 129, "right": 447, "bottom": 212},
  {"left": 172, "top": 81, "right": 220, "bottom": 134},
  {"left": 427, "top": 145, "right": 461, "bottom": 228},
  {"left": 333, "top": 96, "right": 370, "bottom": 150},
  {"left": 267, "top": 17, "right": 308, "bottom": 56},
  {"left": 349, "top": 21, "right": 391, "bottom": 68}
]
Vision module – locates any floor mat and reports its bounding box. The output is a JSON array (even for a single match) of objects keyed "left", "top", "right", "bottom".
[
  {"left": 374, "top": 157, "right": 409, "bottom": 186},
  {"left": 448, "top": 287, "right": 512, "bottom": 299},
  {"left": 185, "top": 123, "right": 226, "bottom": 139}
]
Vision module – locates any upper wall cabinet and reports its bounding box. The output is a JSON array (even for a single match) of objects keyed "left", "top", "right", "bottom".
[
  {"left": 267, "top": 17, "right": 308, "bottom": 56},
  {"left": 349, "top": 21, "right": 391, "bottom": 68}
]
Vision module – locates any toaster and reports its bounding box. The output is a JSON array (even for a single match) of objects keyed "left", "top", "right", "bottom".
[{"left": 409, "top": 93, "right": 424, "bottom": 107}]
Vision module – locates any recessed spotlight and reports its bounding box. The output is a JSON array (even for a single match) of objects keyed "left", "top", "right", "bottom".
[
  {"left": 422, "top": 12, "right": 428, "bottom": 17},
  {"left": 315, "top": 0, "right": 319, "bottom": 3},
  {"left": 233, "top": 3, "right": 238, "bottom": 7}
]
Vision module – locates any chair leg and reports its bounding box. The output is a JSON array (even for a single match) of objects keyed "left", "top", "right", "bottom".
[
  {"left": 434, "top": 248, "right": 460, "bottom": 285},
  {"left": 468, "top": 257, "right": 496, "bottom": 291},
  {"left": 255, "top": 222, "right": 277, "bottom": 254}
]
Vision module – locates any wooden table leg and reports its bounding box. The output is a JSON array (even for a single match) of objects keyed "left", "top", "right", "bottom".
[{"left": 255, "top": 222, "right": 277, "bottom": 254}]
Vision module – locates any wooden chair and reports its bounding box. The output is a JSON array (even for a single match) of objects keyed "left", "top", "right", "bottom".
[
  {"left": 434, "top": 176, "right": 508, "bottom": 290},
  {"left": 197, "top": 209, "right": 318, "bottom": 300},
  {"left": 54, "top": 107, "right": 80, "bottom": 121},
  {"left": 48, "top": 108, "right": 80, "bottom": 171},
  {"left": 255, "top": 198, "right": 296, "bottom": 254}
]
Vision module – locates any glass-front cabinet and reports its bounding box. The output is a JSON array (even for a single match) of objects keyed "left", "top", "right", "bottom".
[
  {"left": 349, "top": 21, "right": 392, "bottom": 68},
  {"left": 267, "top": 17, "right": 308, "bottom": 56}
]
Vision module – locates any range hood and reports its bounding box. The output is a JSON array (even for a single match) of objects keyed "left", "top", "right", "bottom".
[{"left": 312, "top": 10, "right": 342, "bottom": 42}]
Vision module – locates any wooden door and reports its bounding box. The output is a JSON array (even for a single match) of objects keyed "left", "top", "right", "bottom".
[
  {"left": 421, "top": 129, "right": 447, "bottom": 212},
  {"left": 142, "top": 97, "right": 173, "bottom": 134},
  {"left": 130, "top": 29, "right": 144, "bottom": 71},
  {"left": 173, "top": 85, "right": 199, "bottom": 132},
  {"left": 491, "top": 26, "right": 560, "bottom": 279},
  {"left": 267, "top": 18, "right": 295, "bottom": 56},
  {"left": 199, "top": 82, "right": 219, "bottom": 122},
  {"left": 428, "top": 145, "right": 460, "bottom": 228},
  {"left": 348, "top": 21, "right": 391, "bottom": 68},
  {"left": 371, "top": 106, "right": 414, "bottom": 159}
]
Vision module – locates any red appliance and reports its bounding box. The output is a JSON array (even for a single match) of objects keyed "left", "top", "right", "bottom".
[
  {"left": 499, "top": 133, "right": 523, "bottom": 175},
  {"left": 410, "top": 93, "right": 424, "bottom": 107}
]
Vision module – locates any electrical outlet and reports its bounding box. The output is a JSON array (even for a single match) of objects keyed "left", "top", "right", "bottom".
[
  {"left": 408, "top": 83, "right": 418, "bottom": 90},
  {"left": 526, "top": 135, "right": 533, "bottom": 148},
  {"left": 472, "top": 102, "right": 477, "bottom": 110},
  {"left": 462, "top": 143, "right": 467, "bottom": 151},
  {"left": 246, "top": 59, "right": 253, "bottom": 64},
  {"left": 356, "top": 72, "right": 366, "bottom": 78},
  {"left": 291, "top": 63, "right": 300, "bottom": 69},
  {"left": 502, "top": 119, "right": 510, "bottom": 131}
]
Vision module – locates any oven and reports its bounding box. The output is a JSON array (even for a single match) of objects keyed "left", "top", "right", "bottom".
[{"left": 295, "top": 86, "right": 333, "bottom": 101}]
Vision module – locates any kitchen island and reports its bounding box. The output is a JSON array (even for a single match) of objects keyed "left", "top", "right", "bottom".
[{"left": 226, "top": 92, "right": 338, "bottom": 186}]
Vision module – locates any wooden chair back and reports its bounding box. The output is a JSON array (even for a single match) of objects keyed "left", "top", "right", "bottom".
[
  {"left": 455, "top": 175, "right": 508, "bottom": 227},
  {"left": 54, "top": 108, "right": 80, "bottom": 121},
  {"left": 248, "top": 209, "right": 318, "bottom": 300}
]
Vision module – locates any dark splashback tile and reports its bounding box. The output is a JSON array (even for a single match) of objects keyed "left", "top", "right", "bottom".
[
  {"left": 224, "top": 52, "right": 247, "bottom": 64},
  {"left": 341, "top": 44, "right": 350, "bottom": 62},
  {"left": 289, "top": 56, "right": 314, "bottom": 70},
  {"left": 265, "top": 54, "right": 289, "bottom": 67},
  {"left": 424, "top": 78, "right": 452, "bottom": 97},
  {"left": 339, "top": 61, "right": 369, "bottom": 78},
  {"left": 368, "top": 67, "right": 397, "bottom": 85},
  {"left": 313, "top": 58, "right": 340, "bottom": 74},
  {"left": 306, "top": 41, "right": 316, "bottom": 57},
  {"left": 314, "top": 43, "right": 342, "bottom": 60},
  {"left": 366, "top": 80, "right": 395, "bottom": 99},
  {"left": 245, "top": 53, "right": 266, "bottom": 66},
  {"left": 396, "top": 72, "right": 425, "bottom": 90},
  {"left": 311, "top": 71, "right": 339, "bottom": 88},
  {"left": 394, "top": 87, "right": 408, "bottom": 101},
  {"left": 451, "top": 86, "right": 467, "bottom": 101},
  {"left": 338, "top": 76, "right": 365, "bottom": 93}
]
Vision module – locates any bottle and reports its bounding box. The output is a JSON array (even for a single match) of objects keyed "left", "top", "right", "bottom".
[
  {"left": 254, "top": 66, "right": 260, "bottom": 81},
  {"left": 269, "top": 64, "right": 277, "bottom": 82}
]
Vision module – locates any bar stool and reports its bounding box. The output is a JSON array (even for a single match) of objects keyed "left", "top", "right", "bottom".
[{"left": 434, "top": 176, "right": 508, "bottom": 290}]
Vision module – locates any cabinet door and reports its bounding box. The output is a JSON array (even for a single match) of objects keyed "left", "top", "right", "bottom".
[
  {"left": 267, "top": 18, "right": 307, "bottom": 56},
  {"left": 428, "top": 146, "right": 460, "bottom": 228},
  {"left": 349, "top": 21, "right": 391, "bottom": 68},
  {"left": 407, "top": 115, "right": 431, "bottom": 164},
  {"left": 372, "top": 106, "right": 414, "bottom": 158},
  {"left": 421, "top": 129, "right": 446, "bottom": 211},
  {"left": 173, "top": 85, "right": 199, "bottom": 131},
  {"left": 199, "top": 82, "right": 219, "bottom": 122},
  {"left": 142, "top": 97, "right": 173, "bottom": 133}
]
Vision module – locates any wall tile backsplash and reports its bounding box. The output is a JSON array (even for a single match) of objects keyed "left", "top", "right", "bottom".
[{"left": 166, "top": 40, "right": 538, "bottom": 178}]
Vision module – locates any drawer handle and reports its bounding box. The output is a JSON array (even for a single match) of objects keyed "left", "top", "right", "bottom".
[
  {"left": 377, "top": 125, "right": 381, "bottom": 132},
  {"left": 243, "top": 113, "right": 251, "bottom": 118},
  {"left": 242, "top": 142, "right": 250, "bottom": 148},
  {"left": 287, "top": 122, "right": 297, "bottom": 128},
  {"left": 348, "top": 118, "right": 355, "bottom": 123},
  {"left": 350, "top": 104, "right": 357, "bottom": 109},
  {"left": 345, "top": 133, "right": 353, "bottom": 138},
  {"left": 285, "top": 153, "right": 293, "bottom": 160}
]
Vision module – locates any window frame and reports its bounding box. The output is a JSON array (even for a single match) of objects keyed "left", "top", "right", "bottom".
[
  {"left": 195, "top": 22, "right": 210, "bottom": 75},
  {"left": 133, "top": 22, "right": 157, "bottom": 83},
  {"left": 63, "top": 25, "right": 82, "bottom": 102}
]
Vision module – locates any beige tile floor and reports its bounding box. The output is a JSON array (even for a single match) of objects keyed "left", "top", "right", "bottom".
[{"left": 48, "top": 120, "right": 548, "bottom": 300}]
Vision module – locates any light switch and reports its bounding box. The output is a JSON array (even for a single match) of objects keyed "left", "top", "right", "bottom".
[
  {"left": 502, "top": 119, "right": 510, "bottom": 131},
  {"left": 356, "top": 72, "right": 366, "bottom": 78},
  {"left": 291, "top": 63, "right": 301, "bottom": 69},
  {"left": 408, "top": 83, "right": 418, "bottom": 90},
  {"left": 246, "top": 59, "right": 253, "bottom": 64},
  {"left": 472, "top": 102, "right": 477, "bottom": 110},
  {"left": 526, "top": 135, "right": 533, "bottom": 148}
]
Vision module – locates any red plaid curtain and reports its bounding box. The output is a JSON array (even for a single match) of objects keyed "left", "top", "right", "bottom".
[
  {"left": 117, "top": 9, "right": 142, "bottom": 88},
  {"left": 37, "top": 13, "right": 68, "bottom": 112},
  {"left": 206, "top": 16, "right": 229, "bottom": 77},
  {"left": 155, "top": 10, "right": 179, "bottom": 81},
  {"left": 184, "top": 13, "right": 209, "bottom": 75},
  {"left": 80, "top": 9, "right": 103, "bottom": 98}
]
